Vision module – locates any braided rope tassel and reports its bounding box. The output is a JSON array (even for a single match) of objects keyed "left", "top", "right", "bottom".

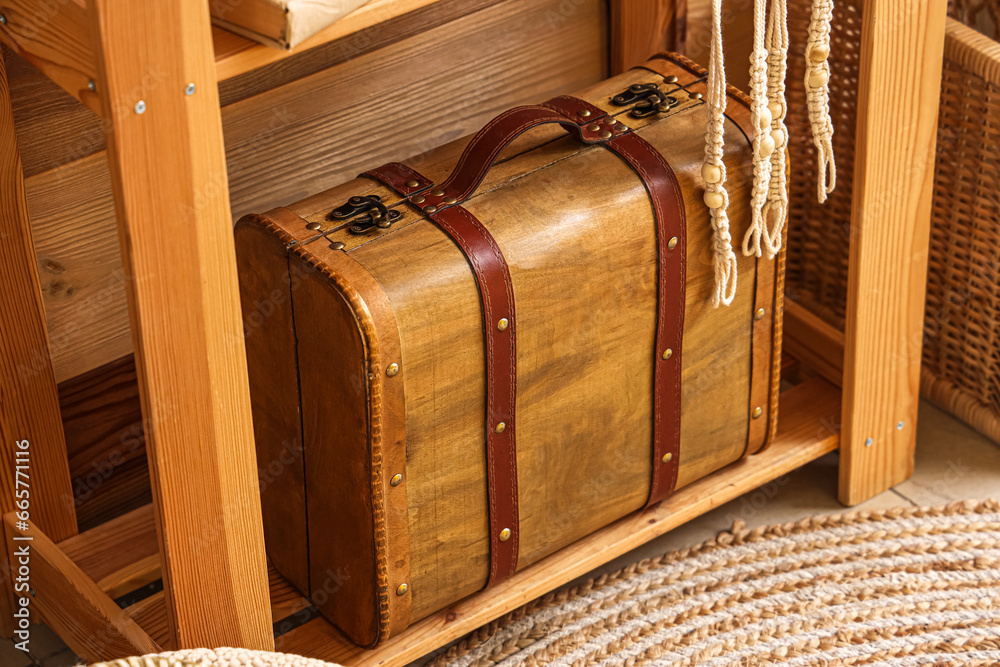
[
  {"left": 805, "top": 0, "right": 836, "bottom": 202},
  {"left": 703, "top": 0, "right": 738, "bottom": 307},
  {"left": 744, "top": 0, "right": 773, "bottom": 258},
  {"left": 760, "top": 0, "right": 789, "bottom": 258}
]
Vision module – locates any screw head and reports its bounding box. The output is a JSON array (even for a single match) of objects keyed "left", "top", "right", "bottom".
[
  {"left": 897, "top": 421, "right": 904, "bottom": 430},
  {"left": 752, "top": 406, "right": 763, "bottom": 419},
  {"left": 577, "top": 109, "right": 591, "bottom": 117},
  {"left": 495, "top": 422, "right": 506, "bottom": 434},
  {"left": 329, "top": 241, "right": 346, "bottom": 250},
  {"left": 396, "top": 583, "right": 409, "bottom": 596},
  {"left": 87, "top": 79, "right": 96, "bottom": 92},
  {"left": 405, "top": 180, "right": 420, "bottom": 188},
  {"left": 865, "top": 437, "right": 874, "bottom": 447},
  {"left": 754, "top": 308, "right": 767, "bottom": 321},
  {"left": 661, "top": 452, "right": 673, "bottom": 463},
  {"left": 386, "top": 363, "right": 400, "bottom": 377},
  {"left": 430, "top": 188, "right": 444, "bottom": 196},
  {"left": 134, "top": 100, "right": 147, "bottom": 114},
  {"left": 497, "top": 318, "right": 509, "bottom": 331},
  {"left": 442, "top": 196, "right": 457, "bottom": 205},
  {"left": 664, "top": 75, "right": 679, "bottom": 84},
  {"left": 662, "top": 348, "right": 673, "bottom": 360},
  {"left": 389, "top": 473, "right": 403, "bottom": 487},
  {"left": 411, "top": 195, "right": 426, "bottom": 204},
  {"left": 305, "top": 221, "right": 322, "bottom": 231},
  {"left": 0, "top": 14, "right": 7, "bottom": 25},
  {"left": 667, "top": 236, "right": 678, "bottom": 250},
  {"left": 690, "top": 92, "right": 704, "bottom": 100},
  {"left": 423, "top": 205, "right": 437, "bottom": 214},
  {"left": 499, "top": 528, "right": 512, "bottom": 542},
  {"left": 185, "top": 82, "right": 196, "bottom": 95}
]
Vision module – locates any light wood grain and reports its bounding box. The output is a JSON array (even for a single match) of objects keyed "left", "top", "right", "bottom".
[
  {"left": 784, "top": 300, "right": 845, "bottom": 386},
  {"left": 839, "top": 0, "right": 946, "bottom": 506},
  {"left": 3, "top": 513, "right": 159, "bottom": 661},
  {"left": 609, "top": 0, "right": 679, "bottom": 73},
  {"left": 59, "top": 505, "right": 159, "bottom": 595},
  {"left": 0, "top": 46, "right": 77, "bottom": 637},
  {"left": 88, "top": 0, "right": 273, "bottom": 650},
  {"left": 0, "top": 0, "right": 101, "bottom": 114},
  {"left": 271, "top": 377, "right": 841, "bottom": 665}
]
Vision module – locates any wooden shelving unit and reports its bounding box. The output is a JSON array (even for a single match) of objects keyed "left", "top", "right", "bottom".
[{"left": 0, "top": 0, "right": 947, "bottom": 664}]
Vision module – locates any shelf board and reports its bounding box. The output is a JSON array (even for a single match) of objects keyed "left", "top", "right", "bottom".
[
  {"left": 65, "top": 376, "right": 840, "bottom": 664},
  {"left": 212, "top": 0, "right": 452, "bottom": 81}
]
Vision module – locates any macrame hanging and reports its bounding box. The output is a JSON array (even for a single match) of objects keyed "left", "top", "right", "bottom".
[
  {"left": 743, "top": 0, "right": 789, "bottom": 259},
  {"left": 703, "top": 0, "right": 739, "bottom": 308},
  {"left": 805, "top": 0, "right": 836, "bottom": 202}
]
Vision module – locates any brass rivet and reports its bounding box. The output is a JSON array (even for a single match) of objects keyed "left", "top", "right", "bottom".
[
  {"left": 499, "top": 528, "right": 511, "bottom": 542},
  {"left": 396, "top": 583, "right": 409, "bottom": 596},
  {"left": 662, "top": 348, "right": 673, "bottom": 360},
  {"left": 405, "top": 180, "right": 420, "bottom": 188},
  {"left": 661, "top": 452, "right": 673, "bottom": 463},
  {"left": 424, "top": 205, "right": 438, "bottom": 214},
  {"left": 411, "top": 195, "right": 426, "bottom": 204},
  {"left": 386, "top": 363, "right": 400, "bottom": 377},
  {"left": 754, "top": 308, "right": 766, "bottom": 321},
  {"left": 752, "top": 407, "right": 763, "bottom": 419},
  {"left": 587, "top": 123, "right": 601, "bottom": 132},
  {"left": 442, "top": 196, "right": 457, "bottom": 205},
  {"left": 329, "top": 241, "right": 346, "bottom": 250},
  {"left": 664, "top": 75, "right": 679, "bottom": 84},
  {"left": 605, "top": 116, "right": 617, "bottom": 124},
  {"left": 578, "top": 109, "right": 591, "bottom": 117},
  {"left": 689, "top": 92, "right": 704, "bottom": 100},
  {"left": 495, "top": 422, "right": 506, "bottom": 434},
  {"left": 599, "top": 130, "right": 612, "bottom": 139},
  {"left": 497, "top": 317, "right": 509, "bottom": 331},
  {"left": 390, "top": 473, "right": 403, "bottom": 487},
  {"left": 306, "top": 221, "right": 322, "bottom": 231},
  {"left": 430, "top": 188, "right": 444, "bottom": 196},
  {"left": 667, "top": 236, "right": 678, "bottom": 250}
]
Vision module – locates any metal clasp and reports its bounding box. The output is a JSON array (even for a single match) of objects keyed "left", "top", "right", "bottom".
[
  {"left": 611, "top": 83, "right": 679, "bottom": 119},
  {"left": 329, "top": 195, "right": 403, "bottom": 235}
]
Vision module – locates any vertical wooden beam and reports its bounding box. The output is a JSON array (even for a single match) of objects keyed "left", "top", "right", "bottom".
[
  {"left": 87, "top": 0, "right": 273, "bottom": 650},
  {"left": 609, "top": 0, "right": 680, "bottom": 74},
  {"left": 0, "top": 48, "right": 78, "bottom": 638},
  {"left": 839, "top": 0, "right": 947, "bottom": 505}
]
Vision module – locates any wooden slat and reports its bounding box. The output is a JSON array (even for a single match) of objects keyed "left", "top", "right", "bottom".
[
  {"left": 272, "top": 378, "right": 841, "bottom": 665},
  {"left": 88, "top": 0, "right": 273, "bottom": 650},
  {"left": 213, "top": 0, "right": 460, "bottom": 80},
  {"left": 839, "top": 0, "right": 946, "bottom": 506},
  {"left": 0, "top": 0, "right": 100, "bottom": 114},
  {"left": 59, "top": 505, "right": 159, "bottom": 595},
  {"left": 0, "top": 45, "right": 78, "bottom": 638},
  {"left": 784, "top": 301, "right": 844, "bottom": 386},
  {"left": 609, "top": 0, "right": 679, "bottom": 74},
  {"left": 3, "top": 513, "right": 159, "bottom": 661}
]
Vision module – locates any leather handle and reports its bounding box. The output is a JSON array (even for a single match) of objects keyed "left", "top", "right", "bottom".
[{"left": 407, "top": 96, "right": 628, "bottom": 212}]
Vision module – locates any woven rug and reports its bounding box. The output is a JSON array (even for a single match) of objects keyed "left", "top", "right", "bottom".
[{"left": 432, "top": 500, "right": 1000, "bottom": 667}]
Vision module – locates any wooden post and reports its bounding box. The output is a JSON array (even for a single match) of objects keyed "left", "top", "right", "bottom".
[
  {"left": 839, "top": 0, "right": 947, "bottom": 505},
  {"left": 87, "top": 0, "right": 273, "bottom": 650},
  {"left": 0, "top": 48, "right": 78, "bottom": 638},
  {"left": 609, "top": 0, "right": 681, "bottom": 74}
]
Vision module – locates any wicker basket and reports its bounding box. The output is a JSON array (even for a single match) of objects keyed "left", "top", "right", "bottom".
[{"left": 785, "top": 1, "right": 1000, "bottom": 442}]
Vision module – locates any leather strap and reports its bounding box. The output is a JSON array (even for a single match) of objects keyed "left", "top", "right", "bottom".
[{"left": 361, "top": 162, "right": 433, "bottom": 196}]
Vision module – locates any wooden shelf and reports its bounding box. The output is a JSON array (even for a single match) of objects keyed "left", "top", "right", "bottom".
[{"left": 52, "top": 376, "right": 841, "bottom": 665}]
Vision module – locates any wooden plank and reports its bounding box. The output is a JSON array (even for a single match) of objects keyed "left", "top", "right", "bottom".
[
  {"left": 59, "top": 505, "right": 159, "bottom": 596},
  {"left": 273, "top": 378, "right": 841, "bottom": 665},
  {"left": 210, "top": 0, "right": 371, "bottom": 50},
  {"left": 58, "top": 355, "right": 150, "bottom": 531},
  {"left": 609, "top": 0, "right": 679, "bottom": 74},
  {"left": 0, "top": 45, "right": 78, "bottom": 638},
  {"left": 784, "top": 301, "right": 844, "bottom": 387},
  {"left": 683, "top": 0, "right": 753, "bottom": 92},
  {"left": 214, "top": 0, "right": 462, "bottom": 80},
  {"left": 3, "top": 513, "right": 159, "bottom": 661},
  {"left": 0, "top": 0, "right": 101, "bottom": 114},
  {"left": 88, "top": 0, "right": 273, "bottom": 650},
  {"left": 839, "top": 0, "right": 947, "bottom": 506}
]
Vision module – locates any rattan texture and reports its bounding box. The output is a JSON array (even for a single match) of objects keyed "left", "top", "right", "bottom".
[
  {"left": 431, "top": 500, "right": 1000, "bottom": 667},
  {"left": 784, "top": 0, "right": 1000, "bottom": 443},
  {"left": 88, "top": 648, "right": 341, "bottom": 667}
]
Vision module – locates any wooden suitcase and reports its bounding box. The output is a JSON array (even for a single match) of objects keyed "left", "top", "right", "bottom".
[{"left": 234, "top": 52, "right": 783, "bottom": 648}]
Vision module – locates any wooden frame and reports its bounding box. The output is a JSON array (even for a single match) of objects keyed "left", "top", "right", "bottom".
[{"left": 0, "top": 0, "right": 946, "bottom": 663}]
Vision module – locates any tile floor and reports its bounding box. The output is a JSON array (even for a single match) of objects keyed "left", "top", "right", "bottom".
[{"left": 3, "top": 399, "right": 998, "bottom": 666}]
